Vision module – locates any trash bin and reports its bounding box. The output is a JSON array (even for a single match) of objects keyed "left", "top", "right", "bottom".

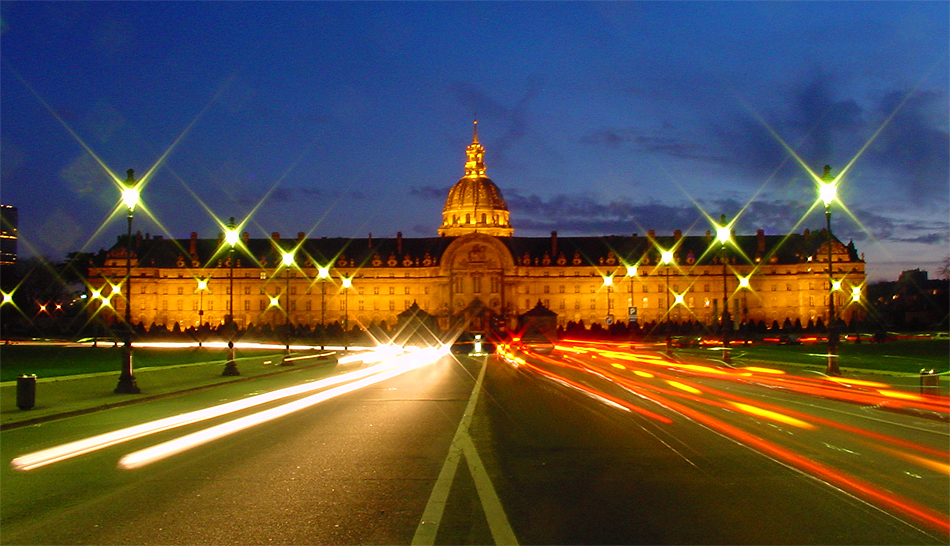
[
  {"left": 920, "top": 369, "right": 939, "bottom": 396},
  {"left": 16, "top": 374, "right": 36, "bottom": 410}
]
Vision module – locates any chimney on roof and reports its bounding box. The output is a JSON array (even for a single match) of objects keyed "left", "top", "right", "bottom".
[
  {"left": 368, "top": 232, "right": 373, "bottom": 248},
  {"left": 757, "top": 229, "right": 766, "bottom": 253},
  {"left": 551, "top": 231, "right": 558, "bottom": 257},
  {"left": 648, "top": 230, "right": 656, "bottom": 239},
  {"left": 189, "top": 232, "right": 198, "bottom": 256},
  {"left": 397, "top": 232, "right": 403, "bottom": 255},
  {"left": 297, "top": 232, "right": 305, "bottom": 242},
  {"left": 242, "top": 232, "right": 249, "bottom": 244},
  {"left": 674, "top": 230, "right": 682, "bottom": 240},
  {"left": 272, "top": 232, "right": 280, "bottom": 242}
]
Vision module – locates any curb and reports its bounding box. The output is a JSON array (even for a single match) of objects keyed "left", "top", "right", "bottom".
[{"left": 1, "top": 355, "right": 336, "bottom": 432}]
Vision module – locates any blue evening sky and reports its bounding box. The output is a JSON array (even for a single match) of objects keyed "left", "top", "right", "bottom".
[{"left": 1, "top": 1, "right": 947, "bottom": 282}]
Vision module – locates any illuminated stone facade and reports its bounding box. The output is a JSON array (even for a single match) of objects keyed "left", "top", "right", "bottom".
[{"left": 89, "top": 125, "right": 866, "bottom": 333}]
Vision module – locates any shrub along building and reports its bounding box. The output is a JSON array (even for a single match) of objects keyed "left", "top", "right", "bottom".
[{"left": 87, "top": 123, "right": 866, "bottom": 337}]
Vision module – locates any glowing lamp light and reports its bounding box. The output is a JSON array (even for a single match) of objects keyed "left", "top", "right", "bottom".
[
  {"left": 110, "top": 283, "right": 121, "bottom": 295},
  {"left": 832, "top": 280, "right": 842, "bottom": 291},
  {"left": 738, "top": 277, "right": 750, "bottom": 289},
  {"left": 197, "top": 279, "right": 208, "bottom": 291},
  {"left": 626, "top": 265, "right": 637, "bottom": 277},
  {"left": 660, "top": 249, "right": 674, "bottom": 265},
  {"left": 268, "top": 295, "right": 280, "bottom": 307},
  {"left": 341, "top": 277, "right": 353, "bottom": 289},
  {"left": 318, "top": 266, "right": 330, "bottom": 279},
  {"left": 716, "top": 224, "right": 731, "bottom": 245},
  {"left": 224, "top": 226, "right": 240, "bottom": 247},
  {"left": 603, "top": 276, "right": 614, "bottom": 287},
  {"left": 281, "top": 251, "right": 295, "bottom": 267},
  {"left": 851, "top": 286, "right": 861, "bottom": 302},
  {"left": 819, "top": 181, "right": 837, "bottom": 207},
  {"left": 673, "top": 293, "right": 685, "bottom": 306},
  {"left": 121, "top": 186, "right": 140, "bottom": 211},
  {"left": 2, "top": 292, "right": 13, "bottom": 305}
]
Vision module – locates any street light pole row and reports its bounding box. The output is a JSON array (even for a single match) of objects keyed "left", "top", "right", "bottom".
[
  {"left": 820, "top": 165, "right": 841, "bottom": 376},
  {"left": 115, "top": 169, "right": 141, "bottom": 394},
  {"left": 222, "top": 217, "right": 240, "bottom": 376},
  {"left": 716, "top": 217, "right": 732, "bottom": 364}
]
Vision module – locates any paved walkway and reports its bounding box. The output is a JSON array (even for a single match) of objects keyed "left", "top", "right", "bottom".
[{"left": 1, "top": 351, "right": 337, "bottom": 430}]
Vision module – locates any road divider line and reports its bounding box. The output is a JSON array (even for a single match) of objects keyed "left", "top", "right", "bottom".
[
  {"left": 460, "top": 432, "right": 518, "bottom": 545},
  {"left": 413, "top": 359, "right": 518, "bottom": 546}
]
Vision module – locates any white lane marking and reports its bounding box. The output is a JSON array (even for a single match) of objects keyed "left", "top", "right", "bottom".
[
  {"left": 460, "top": 432, "right": 518, "bottom": 545},
  {"left": 412, "top": 359, "right": 518, "bottom": 545}
]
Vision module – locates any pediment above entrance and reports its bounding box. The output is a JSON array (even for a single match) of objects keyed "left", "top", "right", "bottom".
[{"left": 440, "top": 233, "right": 516, "bottom": 274}]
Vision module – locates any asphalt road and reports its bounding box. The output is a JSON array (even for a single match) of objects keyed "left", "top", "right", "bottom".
[
  {"left": 480, "top": 342, "right": 949, "bottom": 544},
  {"left": 2, "top": 349, "right": 493, "bottom": 545},
  {"left": 2, "top": 344, "right": 948, "bottom": 545}
]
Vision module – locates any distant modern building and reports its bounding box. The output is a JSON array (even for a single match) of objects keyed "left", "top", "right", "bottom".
[
  {"left": 1, "top": 204, "right": 18, "bottom": 288},
  {"left": 87, "top": 123, "right": 866, "bottom": 333}
]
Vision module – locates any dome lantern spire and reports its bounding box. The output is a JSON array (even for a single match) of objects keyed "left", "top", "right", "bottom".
[
  {"left": 464, "top": 120, "right": 486, "bottom": 178},
  {"left": 439, "top": 122, "right": 513, "bottom": 237}
]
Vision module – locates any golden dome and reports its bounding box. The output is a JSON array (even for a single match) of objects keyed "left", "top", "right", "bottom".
[{"left": 439, "top": 121, "right": 514, "bottom": 237}]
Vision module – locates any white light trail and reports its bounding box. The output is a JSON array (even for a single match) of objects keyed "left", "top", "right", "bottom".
[
  {"left": 119, "top": 347, "right": 444, "bottom": 469},
  {"left": 11, "top": 346, "right": 428, "bottom": 472}
]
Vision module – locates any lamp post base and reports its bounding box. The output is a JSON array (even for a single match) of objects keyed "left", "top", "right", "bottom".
[
  {"left": 222, "top": 342, "right": 240, "bottom": 376},
  {"left": 826, "top": 330, "right": 841, "bottom": 376},
  {"left": 826, "top": 353, "right": 840, "bottom": 376},
  {"left": 114, "top": 375, "right": 140, "bottom": 394},
  {"left": 115, "top": 345, "right": 140, "bottom": 394}
]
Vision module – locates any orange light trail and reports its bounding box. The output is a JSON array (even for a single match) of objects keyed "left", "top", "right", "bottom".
[{"left": 516, "top": 343, "right": 949, "bottom": 536}]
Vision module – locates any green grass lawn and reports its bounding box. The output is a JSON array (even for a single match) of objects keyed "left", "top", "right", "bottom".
[
  {"left": 0, "top": 344, "right": 286, "bottom": 382},
  {"left": 689, "top": 339, "right": 949, "bottom": 374}
]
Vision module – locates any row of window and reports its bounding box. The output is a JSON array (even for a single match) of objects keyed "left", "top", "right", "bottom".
[
  {"left": 142, "top": 284, "right": 428, "bottom": 296},
  {"left": 515, "top": 282, "right": 832, "bottom": 294}
]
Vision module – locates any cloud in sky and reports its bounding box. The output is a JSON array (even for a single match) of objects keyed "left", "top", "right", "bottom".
[{"left": 1, "top": 1, "right": 946, "bottom": 283}]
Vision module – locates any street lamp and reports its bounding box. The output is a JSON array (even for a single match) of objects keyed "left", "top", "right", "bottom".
[
  {"left": 318, "top": 265, "right": 330, "bottom": 350},
  {"left": 281, "top": 249, "right": 295, "bottom": 363},
  {"left": 341, "top": 276, "right": 352, "bottom": 351},
  {"left": 196, "top": 278, "right": 208, "bottom": 347},
  {"left": 820, "top": 165, "right": 840, "bottom": 376},
  {"left": 626, "top": 265, "right": 638, "bottom": 329},
  {"left": 603, "top": 275, "right": 614, "bottom": 326},
  {"left": 115, "top": 169, "right": 141, "bottom": 394},
  {"left": 222, "top": 217, "right": 240, "bottom": 376},
  {"left": 716, "top": 218, "right": 732, "bottom": 363},
  {"left": 660, "top": 248, "right": 675, "bottom": 356}
]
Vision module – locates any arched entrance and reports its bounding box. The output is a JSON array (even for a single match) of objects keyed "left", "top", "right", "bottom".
[{"left": 440, "top": 233, "right": 516, "bottom": 333}]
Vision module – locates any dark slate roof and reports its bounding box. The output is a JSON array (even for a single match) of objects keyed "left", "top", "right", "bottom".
[
  {"left": 99, "top": 229, "right": 860, "bottom": 270},
  {"left": 501, "top": 231, "right": 859, "bottom": 267}
]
